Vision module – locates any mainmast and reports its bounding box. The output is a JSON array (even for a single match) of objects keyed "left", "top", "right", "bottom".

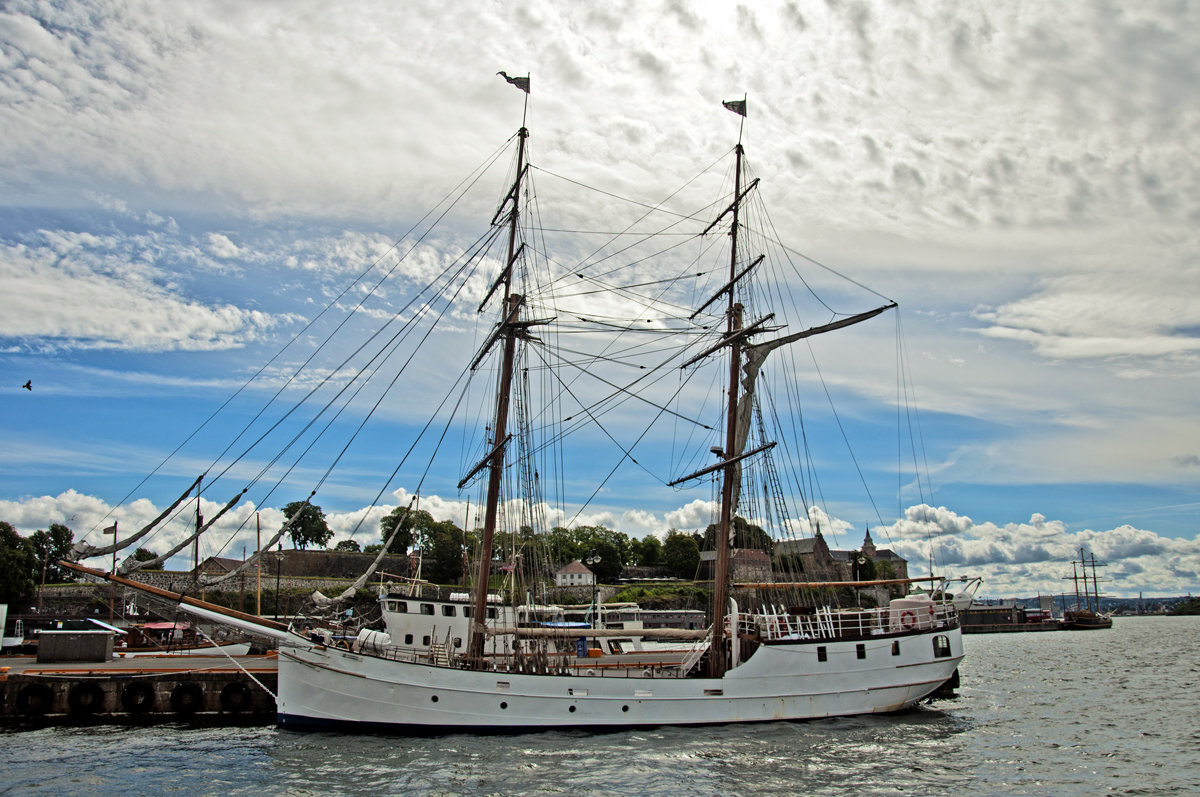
[{"left": 467, "top": 124, "right": 529, "bottom": 665}]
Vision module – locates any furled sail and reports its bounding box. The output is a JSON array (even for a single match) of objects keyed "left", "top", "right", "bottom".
[{"left": 69, "top": 474, "right": 204, "bottom": 562}]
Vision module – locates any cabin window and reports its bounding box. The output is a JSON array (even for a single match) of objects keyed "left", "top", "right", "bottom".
[
  {"left": 453, "top": 638, "right": 463, "bottom": 648},
  {"left": 817, "top": 646, "right": 827, "bottom": 662},
  {"left": 463, "top": 607, "right": 472, "bottom": 618},
  {"left": 892, "top": 641, "right": 901, "bottom": 656},
  {"left": 856, "top": 643, "right": 866, "bottom": 660},
  {"left": 486, "top": 607, "right": 498, "bottom": 619},
  {"left": 386, "top": 601, "right": 397, "bottom": 612},
  {"left": 442, "top": 606, "right": 456, "bottom": 617},
  {"left": 404, "top": 634, "right": 413, "bottom": 645},
  {"left": 420, "top": 603, "right": 434, "bottom": 615},
  {"left": 422, "top": 635, "right": 431, "bottom": 646},
  {"left": 933, "top": 635, "right": 952, "bottom": 658}
]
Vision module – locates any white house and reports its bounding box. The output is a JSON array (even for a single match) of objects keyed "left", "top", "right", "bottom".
[{"left": 554, "top": 559, "right": 596, "bottom": 587}]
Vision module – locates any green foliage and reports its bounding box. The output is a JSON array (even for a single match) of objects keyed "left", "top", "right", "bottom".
[
  {"left": 334, "top": 539, "right": 362, "bottom": 552},
  {"left": 1170, "top": 597, "right": 1200, "bottom": 615},
  {"left": 542, "top": 525, "right": 632, "bottom": 580},
  {"left": 852, "top": 550, "right": 877, "bottom": 581},
  {"left": 702, "top": 516, "right": 775, "bottom": 554},
  {"left": 132, "top": 547, "right": 163, "bottom": 570},
  {"left": 0, "top": 521, "right": 36, "bottom": 605},
  {"left": 609, "top": 583, "right": 710, "bottom": 609},
  {"left": 632, "top": 534, "right": 662, "bottom": 566},
  {"left": 363, "top": 543, "right": 384, "bottom": 554},
  {"left": 380, "top": 506, "right": 439, "bottom": 555},
  {"left": 422, "top": 522, "right": 465, "bottom": 584},
  {"left": 29, "top": 523, "right": 76, "bottom": 583},
  {"left": 662, "top": 531, "right": 701, "bottom": 578},
  {"left": 282, "top": 501, "right": 333, "bottom": 550}
]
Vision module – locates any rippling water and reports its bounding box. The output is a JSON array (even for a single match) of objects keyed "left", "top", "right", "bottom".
[{"left": 4, "top": 616, "right": 1197, "bottom": 796}]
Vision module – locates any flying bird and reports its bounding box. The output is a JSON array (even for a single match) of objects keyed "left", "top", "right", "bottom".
[{"left": 22, "top": 380, "right": 31, "bottom": 391}]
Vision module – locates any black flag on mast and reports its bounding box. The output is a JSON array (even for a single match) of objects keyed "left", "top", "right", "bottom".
[
  {"left": 497, "top": 71, "right": 530, "bottom": 94},
  {"left": 722, "top": 98, "right": 747, "bottom": 117}
]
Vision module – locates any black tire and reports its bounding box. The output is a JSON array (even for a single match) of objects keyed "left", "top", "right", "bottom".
[
  {"left": 121, "top": 681, "right": 156, "bottom": 713},
  {"left": 170, "top": 681, "right": 204, "bottom": 715},
  {"left": 219, "top": 681, "right": 252, "bottom": 712},
  {"left": 67, "top": 681, "right": 105, "bottom": 715},
  {"left": 16, "top": 683, "right": 54, "bottom": 716}
]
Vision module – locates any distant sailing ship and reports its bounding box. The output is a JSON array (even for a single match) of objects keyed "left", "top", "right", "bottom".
[
  {"left": 67, "top": 81, "right": 964, "bottom": 732},
  {"left": 1062, "top": 548, "right": 1112, "bottom": 630}
]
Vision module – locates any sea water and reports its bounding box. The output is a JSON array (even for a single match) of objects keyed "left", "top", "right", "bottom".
[{"left": 3, "top": 615, "right": 1197, "bottom": 796}]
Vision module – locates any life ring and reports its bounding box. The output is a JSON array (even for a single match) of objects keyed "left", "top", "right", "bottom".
[
  {"left": 170, "top": 681, "right": 204, "bottom": 715},
  {"left": 16, "top": 683, "right": 54, "bottom": 716},
  {"left": 899, "top": 610, "right": 916, "bottom": 630},
  {"left": 67, "top": 681, "right": 106, "bottom": 715},
  {"left": 121, "top": 681, "right": 156, "bottom": 713},
  {"left": 219, "top": 681, "right": 252, "bottom": 712}
]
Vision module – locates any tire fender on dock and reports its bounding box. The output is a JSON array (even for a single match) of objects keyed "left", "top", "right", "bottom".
[
  {"left": 16, "top": 683, "right": 54, "bottom": 716},
  {"left": 170, "top": 681, "right": 204, "bottom": 715},
  {"left": 67, "top": 681, "right": 106, "bottom": 715},
  {"left": 219, "top": 681, "right": 252, "bottom": 713},
  {"left": 121, "top": 681, "right": 156, "bottom": 713}
]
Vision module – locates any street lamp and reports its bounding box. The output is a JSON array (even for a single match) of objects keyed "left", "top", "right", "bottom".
[{"left": 585, "top": 554, "right": 601, "bottom": 630}]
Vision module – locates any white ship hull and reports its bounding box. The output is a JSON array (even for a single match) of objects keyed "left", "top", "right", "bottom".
[{"left": 277, "top": 627, "right": 962, "bottom": 732}]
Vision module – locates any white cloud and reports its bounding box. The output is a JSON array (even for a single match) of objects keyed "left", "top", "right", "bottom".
[
  {"left": 0, "top": 230, "right": 286, "bottom": 351},
  {"left": 5, "top": 490, "right": 1195, "bottom": 598}
]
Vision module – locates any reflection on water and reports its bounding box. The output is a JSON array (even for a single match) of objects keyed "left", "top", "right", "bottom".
[{"left": 3, "top": 616, "right": 1197, "bottom": 797}]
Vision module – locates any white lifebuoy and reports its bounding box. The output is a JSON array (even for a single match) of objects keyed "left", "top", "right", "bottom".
[{"left": 899, "top": 609, "right": 916, "bottom": 630}]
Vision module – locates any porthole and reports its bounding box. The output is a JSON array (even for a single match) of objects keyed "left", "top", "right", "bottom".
[
  {"left": 568, "top": 705, "right": 576, "bottom": 713},
  {"left": 622, "top": 705, "right": 629, "bottom": 712},
  {"left": 500, "top": 701, "right": 508, "bottom": 709},
  {"left": 431, "top": 695, "right": 439, "bottom": 703}
]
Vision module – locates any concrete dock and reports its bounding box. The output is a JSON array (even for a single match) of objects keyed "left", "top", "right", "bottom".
[{"left": 0, "top": 654, "right": 278, "bottom": 724}]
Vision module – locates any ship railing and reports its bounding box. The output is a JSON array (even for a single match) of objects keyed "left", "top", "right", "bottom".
[{"left": 756, "top": 603, "right": 959, "bottom": 641}]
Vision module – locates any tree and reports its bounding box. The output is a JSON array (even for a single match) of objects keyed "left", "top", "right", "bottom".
[
  {"left": 702, "top": 516, "right": 774, "bottom": 554},
  {"left": 633, "top": 534, "right": 662, "bottom": 567},
  {"left": 422, "top": 522, "right": 465, "bottom": 584},
  {"left": 0, "top": 521, "right": 36, "bottom": 606},
  {"left": 379, "top": 506, "right": 436, "bottom": 555},
  {"left": 334, "top": 539, "right": 361, "bottom": 552},
  {"left": 281, "top": 501, "right": 333, "bottom": 550},
  {"left": 29, "top": 523, "right": 76, "bottom": 583},
  {"left": 662, "top": 531, "right": 700, "bottom": 578},
  {"left": 132, "top": 547, "right": 163, "bottom": 571},
  {"left": 851, "top": 550, "right": 877, "bottom": 581}
]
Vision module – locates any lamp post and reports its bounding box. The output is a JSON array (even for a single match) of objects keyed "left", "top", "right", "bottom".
[
  {"left": 853, "top": 555, "right": 866, "bottom": 606},
  {"left": 275, "top": 543, "right": 282, "bottom": 620},
  {"left": 585, "top": 554, "right": 601, "bottom": 630}
]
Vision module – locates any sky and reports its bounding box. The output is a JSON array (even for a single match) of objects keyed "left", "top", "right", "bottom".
[{"left": 1, "top": 0, "right": 1198, "bottom": 599}]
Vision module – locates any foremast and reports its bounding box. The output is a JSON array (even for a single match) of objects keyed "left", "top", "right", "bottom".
[{"left": 466, "top": 124, "right": 529, "bottom": 665}]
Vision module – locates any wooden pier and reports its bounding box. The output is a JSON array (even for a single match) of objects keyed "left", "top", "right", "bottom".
[{"left": 0, "top": 654, "right": 278, "bottom": 724}]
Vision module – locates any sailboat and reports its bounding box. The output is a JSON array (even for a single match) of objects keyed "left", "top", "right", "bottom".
[
  {"left": 65, "top": 83, "right": 964, "bottom": 732},
  {"left": 1062, "top": 548, "right": 1112, "bottom": 630}
]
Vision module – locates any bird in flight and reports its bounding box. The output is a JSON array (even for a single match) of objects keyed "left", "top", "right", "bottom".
[{"left": 22, "top": 380, "right": 31, "bottom": 390}]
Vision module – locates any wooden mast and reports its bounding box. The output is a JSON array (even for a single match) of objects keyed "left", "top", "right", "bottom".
[
  {"left": 709, "top": 141, "right": 745, "bottom": 678},
  {"left": 467, "top": 125, "right": 528, "bottom": 664}
]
